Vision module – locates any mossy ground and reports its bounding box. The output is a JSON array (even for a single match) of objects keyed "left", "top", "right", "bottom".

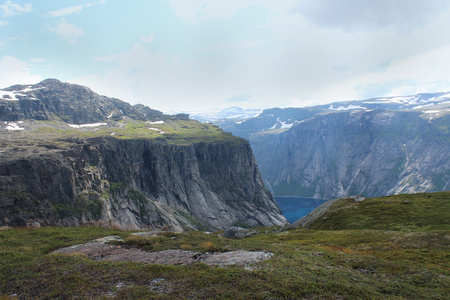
[
  {"left": 308, "top": 192, "right": 450, "bottom": 231},
  {"left": 0, "top": 119, "right": 241, "bottom": 148},
  {"left": 1, "top": 191, "right": 449, "bottom": 300}
]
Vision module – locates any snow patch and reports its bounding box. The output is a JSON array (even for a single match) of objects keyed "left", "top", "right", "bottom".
[
  {"left": 412, "top": 103, "right": 434, "bottom": 109},
  {"left": 146, "top": 120, "right": 164, "bottom": 124},
  {"left": 270, "top": 118, "right": 294, "bottom": 130},
  {"left": 5, "top": 122, "right": 24, "bottom": 131},
  {"left": 107, "top": 112, "right": 113, "bottom": 119},
  {"left": 148, "top": 127, "right": 164, "bottom": 133},
  {"left": 1, "top": 86, "right": 45, "bottom": 101},
  {"left": 329, "top": 104, "right": 367, "bottom": 111},
  {"left": 423, "top": 110, "right": 441, "bottom": 114},
  {"left": 68, "top": 123, "right": 107, "bottom": 128}
]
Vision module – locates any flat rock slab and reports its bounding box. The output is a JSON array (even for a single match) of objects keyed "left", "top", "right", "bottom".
[{"left": 51, "top": 236, "right": 273, "bottom": 267}]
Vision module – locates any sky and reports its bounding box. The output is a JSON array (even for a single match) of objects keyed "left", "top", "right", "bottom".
[{"left": 2, "top": 0, "right": 450, "bottom": 113}]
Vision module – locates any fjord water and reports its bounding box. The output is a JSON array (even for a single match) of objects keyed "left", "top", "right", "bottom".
[{"left": 274, "top": 196, "right": 328, "bottom": 223}]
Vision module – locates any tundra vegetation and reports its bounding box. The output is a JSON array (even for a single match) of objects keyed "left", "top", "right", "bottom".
[{"left": 1, "top": 192, "right": 448, "bottom": 299}]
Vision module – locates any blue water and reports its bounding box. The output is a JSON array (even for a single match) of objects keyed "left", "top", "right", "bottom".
[{"left": 275, "top": 196, "right": 328, "bottom": 223}]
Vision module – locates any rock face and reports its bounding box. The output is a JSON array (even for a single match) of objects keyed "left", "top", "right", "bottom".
[
  {"left": 0, "top": 79, "right": 286, "bottom": 230},
  {"left": 197, "top": 94, "right": 450, "bottom": 200},
  {"left": 0, "top": 78, "right": 176, "bottom": 123},
  {"left": 258, "top": 110, "right": 450, "bottom": 199}
]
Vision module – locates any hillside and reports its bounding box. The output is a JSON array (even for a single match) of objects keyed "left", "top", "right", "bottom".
[
  {"left": 0, "top": 79, "right": 286, "bottom": 231},
  {"left": 301, "top": 191, "right": 450, "bottom": 231},
  {"left": 0, "top": 191, "right": 448, "bottom": 299}
]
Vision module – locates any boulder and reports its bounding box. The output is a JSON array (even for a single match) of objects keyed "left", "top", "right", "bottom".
[{"left": 222, "top": 226, "right": 250, "bottom": 239}]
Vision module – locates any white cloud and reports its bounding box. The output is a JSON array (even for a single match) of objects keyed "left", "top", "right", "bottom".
[
  {"left": 48, "top": 5, "right": 86, "bottom": 17},
  {"left": 0, "top": 56, "right": 41, "bottom": 88},
  {"left": 47, "top": 1, "right": 106, "bottom": 17},
  {"left": 0, "top": 0, "right": 32, "bottom": 17},
  {"left": 140, "top": 33, "right": 155, "bottom": 44},
  {"left": 292, "top": 0, "right": 450, "bottom": 33},
  {"left": 45, "top": 19, "right": 84, "bottom": 43},
  {"left": 0, "top": 20, "right": 6, "bottom": 26},
  {"left": 167, "top": 0, "right": 255, "bottom": 23}
]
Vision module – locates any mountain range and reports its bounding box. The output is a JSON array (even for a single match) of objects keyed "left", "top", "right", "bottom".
[{"left": 190, "top": 93, "right": 450, "bottom": 199}]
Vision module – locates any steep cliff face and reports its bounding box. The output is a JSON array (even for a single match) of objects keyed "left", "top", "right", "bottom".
[
  {"left": 195, "top": 93, "right": 450, "bottom": 200},
  {"left": 0, "top": 136, "right": 285, "bottom": 231},
  {"left": 0, "top": 79, "right": 286, "bottom": 230},
  {"left": 257, "top": 110, "right": 450, "bottom": 199}
]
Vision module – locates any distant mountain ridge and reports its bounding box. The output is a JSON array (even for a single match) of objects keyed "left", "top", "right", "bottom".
[
  {"left": 0, "top": 78, "right": 188, "bottom": 124},
  {"left": 194, "top": 93, "right": 450, "bottom": 199}
]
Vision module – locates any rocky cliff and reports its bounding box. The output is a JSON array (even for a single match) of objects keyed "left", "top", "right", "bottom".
[
  {"left": 254, "top": 110, "right": 450, "bottom": 199},
  {"left": 196, "top": 93, "right": 450, "bottom": 199},
  {"left": 0, "top": 79, "right": 286, "bottom": 230}
]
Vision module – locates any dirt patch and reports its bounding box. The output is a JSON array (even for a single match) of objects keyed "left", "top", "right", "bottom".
[{"left": 51, "top": 235, "right": 273, "bottom": 268}]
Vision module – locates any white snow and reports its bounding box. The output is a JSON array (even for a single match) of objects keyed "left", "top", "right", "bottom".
[
  {"left": 436, "top": 93, "right": 450, "bottom": 100},
  {"left": 148, "top": 127, "right": 164, "bottom": 133},
  {"left": 146, "top": 120, "right": 164, "bottom": 124},
  {"left": 68, "top": 123, "right": 107, "bottom": 128},
  {"left": 107, "top": 112, "right": 113, "bottom": 119},
  {"left": 5, "top": 122, "right": 24, "bottom": 131},
  {"left": 329, "top": 104, "right": 367, "bottom": 111},
  {"left": 21, "top": 86, "right": 45, "bottom": 93},
  {"left": 1, "top": 86, "right": 45, "bottom": 101},
  {"left": 1, "top": 91, "right": 20, "bottom": 101},
  {"left": 269, "top": 118, "right": 294, "bottom": 130},
  {"left": 412, "top": 103, "right": 434, "bottom": 109},
  {"left": 423, "top": 110, "right": 441, "bottom": 114}
]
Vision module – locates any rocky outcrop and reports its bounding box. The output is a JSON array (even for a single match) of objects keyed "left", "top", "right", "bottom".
[
  {"left": 0, "top": 79, "right": 166, "bottom": 123},
  {"left": 0, "top": 136, "right": 286, "bottom": 231}
]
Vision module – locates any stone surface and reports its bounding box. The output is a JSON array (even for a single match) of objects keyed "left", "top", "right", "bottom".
[
  {"left": 222, "top": 226, "right": 255, "bottom": 239},
  {"left": 51, "top": 236, "right": 274, "bottom": 267}
]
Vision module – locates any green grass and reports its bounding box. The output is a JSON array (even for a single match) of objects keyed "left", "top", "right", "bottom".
[
  {"left": 25, "top": 119, "right": 242, "bottom": 146},
  {"left": 308, "top": 192, "right": 450, "bottom": 231},
  {"left": 1, "top": 224, "right": 449, "bottom": 298}
]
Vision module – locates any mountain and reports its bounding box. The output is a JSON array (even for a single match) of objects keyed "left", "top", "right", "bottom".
[
  {"left": 200, "top": 93, "right": 450, "bottom": 199},
  {"left": 0, "top": 79, "right": 286, "bottom": 230}
]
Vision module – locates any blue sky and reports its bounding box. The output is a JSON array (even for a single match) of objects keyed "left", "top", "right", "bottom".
[{"left": 2, "top": 0, "right": 450, "bottom": 112}]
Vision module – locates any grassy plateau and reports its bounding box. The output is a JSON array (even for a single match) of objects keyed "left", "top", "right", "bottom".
[{"left": 0, "top": 192, "right": 449, "bottom": 299}]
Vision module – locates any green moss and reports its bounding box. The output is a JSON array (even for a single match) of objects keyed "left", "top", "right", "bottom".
[
  {"left": 1, "top": 225, "right": 449, "bottom": 299},
  {"left": 308, "top": 192, "right": 450, "bottom": 231}
]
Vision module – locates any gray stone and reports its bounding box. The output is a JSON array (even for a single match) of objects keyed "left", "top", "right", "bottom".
[{"left": 222, "top": 226, "right": 250, "bottom": 239}]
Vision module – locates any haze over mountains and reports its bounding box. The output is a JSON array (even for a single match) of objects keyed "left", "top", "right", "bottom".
[{"left": 190, "top": 93, "right": 450, "bottom": 199}]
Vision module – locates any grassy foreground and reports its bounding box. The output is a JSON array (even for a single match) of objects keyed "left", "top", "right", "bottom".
[{"left": 1, "top": 193, "right": 449, "bottom": 299}]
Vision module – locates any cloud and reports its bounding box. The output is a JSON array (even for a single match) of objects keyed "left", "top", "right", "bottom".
[
  {"left": 45, "top": 19, "right": 84, "bottom": 43},
  {"left": 226, "top": 93, "right": 256, "bottom": 103},
  {"left": 0, "top": 20, "right": 6, "bottom": 26},
  {"left": 167, "top": 0, "right": 255, "bottom": 23},
  {"left": 291, "top": 0, "right": 450, "bottom": 33},
  {"left": 0, "top": 56, "right": 41, "bottom": 88},
  {"left": 0, "top": 0, "right": 32, "bottom": 17},
  {"left": 48, "top": 5, "right": 87, "bottom": 17},
  {"left": 47, "top": 1, "right": 106, "bottom": 17},
  {"left": 140, "top": 33, "right": 155, "bottom": 44},
  {"left": 369, "top": 61, "right": 391, "bottom": 73}
]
